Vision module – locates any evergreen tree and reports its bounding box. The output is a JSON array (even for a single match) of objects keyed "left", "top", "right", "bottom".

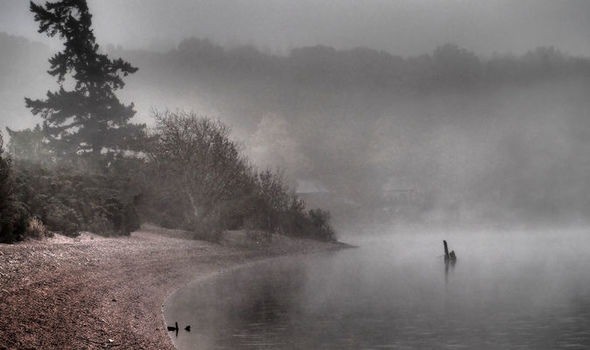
[{"left": 25, "top": 0, "right": 143, "bottom": 160}]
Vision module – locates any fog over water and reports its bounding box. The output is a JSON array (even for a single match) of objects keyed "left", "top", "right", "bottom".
[
  {"left": 4, "top": 1, "right": 590, "bottom": 348},
  {"left": 166, "top": 228, "right": 590, "bottom": 349}
]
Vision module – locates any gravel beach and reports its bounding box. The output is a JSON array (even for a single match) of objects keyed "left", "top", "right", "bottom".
[{"left": 0, "top": 225, "right": 345, "bottom": 349}]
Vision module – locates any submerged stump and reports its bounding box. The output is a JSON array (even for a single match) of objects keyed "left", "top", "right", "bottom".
[{"left": 443, "top": 240, "right": 457, "bottom": 263}]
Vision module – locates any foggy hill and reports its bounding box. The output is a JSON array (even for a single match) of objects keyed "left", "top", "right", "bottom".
[{"left": 4, "top": 33, "right": 590, "bottom": 226}]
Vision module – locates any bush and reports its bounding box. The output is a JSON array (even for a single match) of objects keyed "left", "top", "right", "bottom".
[
  {"left": 0, "top": 136, "right": 30, "bottom": 243},
  {"left": 7, "top": 111, "right": 336, "bottom": 243},
  {"left": 0, "top": 200, "right": 29, "bottom": 244},
  {"left": 306, "top": 209, "right": 336, "bottom": 241},
  {"left": 25, "top": 216, "right": 51, "bottom": 239},
  {"left": 13, "top": 160, "right": 140, "bottom": 237},
  {"left": 44, "top": 200, "right": 81, "bottom": 236},
  {"left": 143, "top": 111, "right": 336, "bottom": 242},
  {"left": 145, "top": 111, "right": 251, "bottom": 234}
]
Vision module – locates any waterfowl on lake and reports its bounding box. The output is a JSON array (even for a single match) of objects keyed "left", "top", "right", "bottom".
[{"left": 167, "top": 321, "right": 179, "bottom": 336}]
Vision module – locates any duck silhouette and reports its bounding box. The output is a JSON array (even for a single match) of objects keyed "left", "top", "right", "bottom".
[
  {"left": 185, "top": 325, "right": 191, "bottom": 332},
  {"left": 167, "top": 322, "right": 179, "bottom": 337}
]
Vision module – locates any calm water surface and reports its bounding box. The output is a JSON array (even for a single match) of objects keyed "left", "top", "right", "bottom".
[{"left": 165, "top": 229, "right": 590, "bottom": 349}]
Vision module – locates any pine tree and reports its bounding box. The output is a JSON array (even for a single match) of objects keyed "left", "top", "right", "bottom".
[{"left": 25, "top": 0, "right": 143, "bottom": 160}]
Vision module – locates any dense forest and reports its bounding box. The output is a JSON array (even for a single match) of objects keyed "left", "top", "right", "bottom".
[
  {"left": 3, "top": 18, "right": 590, "bottom": 229},
  {"left": 115, "top": 39, "right": 590, "bottom": 226},
  {"left": 0, "top": 3, "right": 334, "bottom": 243}
]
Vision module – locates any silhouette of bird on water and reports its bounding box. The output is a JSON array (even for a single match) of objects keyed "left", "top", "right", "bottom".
[
  {"left": 167, "top": 322, "right": 191, "bottom": 335},
  {"left": 167, "top": 322, "right": 179, "bottom": 337}
]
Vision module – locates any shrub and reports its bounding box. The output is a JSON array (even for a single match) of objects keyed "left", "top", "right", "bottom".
[
  {"left": 25, "top": 216, "right": 51, "bottom": 239},
  {"left": 146, "top": 111, "right": 251, "bottom": 234},
  {"left": 0, "top": 136, "right": 30, "bottom": 243},
  {"left": 307, "top": 209, "right": 336, "bottom": 241},
  {"left": 143, "top": 111, "right": 337, "bottom": 242},
  {"left": 44, "top": 200, "right": 82, "bottom": 236},
  {"left": 12, "top": 160, "right": 140, "bottom": 237}
]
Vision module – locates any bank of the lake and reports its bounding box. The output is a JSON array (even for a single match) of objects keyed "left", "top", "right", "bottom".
[{"left": 0, "top": 225, "right": 347, "bottom": 349}]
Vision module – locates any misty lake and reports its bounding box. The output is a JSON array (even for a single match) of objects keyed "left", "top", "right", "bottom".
[{"left": 165, "top": 228, "right": 590, "bottom": 349}]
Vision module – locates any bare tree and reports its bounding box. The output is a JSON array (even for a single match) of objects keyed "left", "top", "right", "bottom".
[{"left": 148, "top": 111, "right": 250, "bottom": 232}]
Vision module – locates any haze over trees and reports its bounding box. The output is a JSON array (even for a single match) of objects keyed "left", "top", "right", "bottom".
[
  {"left": 0, "top": 0, "right": 335, "bottom": 243},
  {"left": 2, "top": 3, "right": 590, "bottom": 230},
  {"left": 112, "top": 39, "right": 590, "bottom": 226},
  {"left": 143, "top": 111, "right": 335, "bottom": 241}
]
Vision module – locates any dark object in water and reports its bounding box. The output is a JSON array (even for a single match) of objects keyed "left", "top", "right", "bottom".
[
  {"left": 443, "top": 240, "right": 457, "bottom": 262},
  {"left": 185, "top": 325, "right": 191, "bottom": 332},
  {"left": 167, "top": 322, "right": 179, "bottom": 337}
]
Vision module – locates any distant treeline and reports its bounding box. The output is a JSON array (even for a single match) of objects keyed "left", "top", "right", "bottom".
[
  {"left": 3, "top": 32, "right": 590, "bottom": 101},
  {"left": 123, "top": 38, "right": 590, "bottom": 92},
  {"left": 5, "top": 30, "right": 590, "bottom": 230}
]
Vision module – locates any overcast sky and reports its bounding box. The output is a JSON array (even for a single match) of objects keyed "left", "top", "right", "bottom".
[{"left": 1, "top": 0, "right": 590, "bottom": 56}]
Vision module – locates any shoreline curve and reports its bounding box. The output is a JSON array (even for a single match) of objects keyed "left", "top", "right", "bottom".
[{"left": 0, "top": 225, "right": 349, "bottom": 349}]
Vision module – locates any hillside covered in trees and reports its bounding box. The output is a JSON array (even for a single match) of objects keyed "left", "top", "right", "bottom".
[
  {"left": 0, "top": 1, "right": 334, "bottom": 243},
  {"left": 3, "top": 23, "right": 590, "bottom": 228},
  {"left": 109, "top": 39, "right": 590, "bottom": 226}
]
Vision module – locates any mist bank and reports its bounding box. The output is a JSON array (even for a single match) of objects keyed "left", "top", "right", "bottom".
[
  {"left": 113, "top": 39, "right": 590, "bottom": 228},
  {"left": 4, "top": 33, "right": 590, "bottom": 227}
]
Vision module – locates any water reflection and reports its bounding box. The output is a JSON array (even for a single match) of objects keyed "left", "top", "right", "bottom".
[
  {"left": 166, "top": 229, "right": 590, "bottom": 349},
  {"left": 444, "top": 256, "right": 456, "bottom": 284},
  {"left": 443, "top": 239, "right": 457, "bottom": 284}
]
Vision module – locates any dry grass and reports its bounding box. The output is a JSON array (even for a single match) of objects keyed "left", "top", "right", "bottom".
[{"left": 25, "top": 217, "right": 52, "bottom": 239}]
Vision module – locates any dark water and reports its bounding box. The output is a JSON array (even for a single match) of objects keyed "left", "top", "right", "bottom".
[{"left": 165, "top": 229, "right": 590, "bottom": 349}]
